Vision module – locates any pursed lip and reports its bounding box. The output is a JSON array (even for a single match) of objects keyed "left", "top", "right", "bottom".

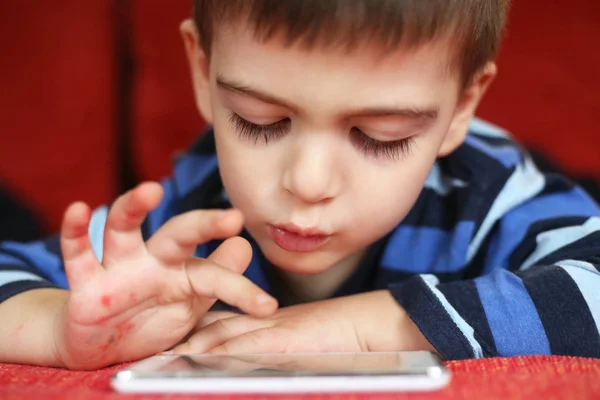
[
  {"left": 268, "top": 223, "right": 332, "bottom": 253},
  {"left": 273, "top": 223, "right": 330, "bottom": 237}
]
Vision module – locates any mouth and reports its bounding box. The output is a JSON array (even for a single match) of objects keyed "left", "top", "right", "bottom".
[{"left": 268, "top": 224, "right": 332, "bottom": 253}]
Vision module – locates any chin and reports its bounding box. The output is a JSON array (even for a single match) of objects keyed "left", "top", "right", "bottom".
[{"left": 261, "top": 243, "right": 338, "bottom": 275}]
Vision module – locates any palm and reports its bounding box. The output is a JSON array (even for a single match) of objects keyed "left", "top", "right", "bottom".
[
  {"left": 54, "top": 183, "right": 274, "bottom": 370},
  {"left": 62, "top": 254, "right": 198, "bottom": 368}
]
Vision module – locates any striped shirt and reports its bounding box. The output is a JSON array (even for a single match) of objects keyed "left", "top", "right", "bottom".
[{"left": 1, "top": 118, "right": 599, "bottom": 360}]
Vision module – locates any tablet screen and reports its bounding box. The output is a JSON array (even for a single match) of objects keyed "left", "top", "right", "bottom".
[{"left": 131, "top": 352, "right": 440, "bottom": 378}]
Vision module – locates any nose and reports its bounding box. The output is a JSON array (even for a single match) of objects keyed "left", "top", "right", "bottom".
[{"left": 281, "top": 137, "right": 341, "bottom": 204}]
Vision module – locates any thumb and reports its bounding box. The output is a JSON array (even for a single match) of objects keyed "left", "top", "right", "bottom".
[{"left": 207, "top": 236, "right": 253, "bottom": 274}]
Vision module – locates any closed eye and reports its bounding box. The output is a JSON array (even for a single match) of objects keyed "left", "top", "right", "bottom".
[
  {"left": 350, "top": 128, "right": 415, "bottom": 161},
  {"left": 229, "top": 112, "right": 291, "bottom": 144}
]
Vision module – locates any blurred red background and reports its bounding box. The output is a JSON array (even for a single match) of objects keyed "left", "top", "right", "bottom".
[{"left": 0, "top": 0, "right": 598, "bottom": 236}]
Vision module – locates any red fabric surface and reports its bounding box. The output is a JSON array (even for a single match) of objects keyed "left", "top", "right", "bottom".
[
  {"left": 0, "top": 0, "right": 118, "bottom": 233},
  {"left": 477, "top": 0, "right": 600, "bottom": 180},
  {"left": 1, "top": 356, "right": 599, "bottom": 400},
  {"left": 129, "top": 0, "right": 207, "bottom": 183}
]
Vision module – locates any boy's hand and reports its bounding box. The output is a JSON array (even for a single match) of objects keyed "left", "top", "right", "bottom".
[
  {"left": 173, "top": 290, "right": 435, "bottom": 355},
  {"left": 53, "top": 182, "right": 277, "bottom": 370}
]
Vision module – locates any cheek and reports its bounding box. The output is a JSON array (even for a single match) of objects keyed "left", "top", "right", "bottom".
[
  {"left": 217, "top": 143, "right": 256, "bottom": 202},
  {"left": 352, "top": 173, "right": 421, "bottom": 234},
  {"left": 345, "top": 144, "right": 438, "bottom": 240},
  {"left": 213, "top": 125, "right": 275, "bottom": 216}
]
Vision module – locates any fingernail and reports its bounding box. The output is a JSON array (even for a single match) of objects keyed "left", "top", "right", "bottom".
[{"left": 256, "top": 294, "right": 275, "bottom": 305}]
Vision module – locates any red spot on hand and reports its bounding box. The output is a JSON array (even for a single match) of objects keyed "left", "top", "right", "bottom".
[
  {"left": 95, "top": 320, "right": 135, "bottom": 353},
  {"left": 129, "top": 293, "right": 138, "bottom": 303},
  {"left": 73, "top": 236, "right": 89, "bottom": 254},
  {"left": 99, "top": 334, "right": 116, "bottom": 352},
  {"left": 100, "top": 295, "right": 112, "bottom": 307},
  {"left": 116, "top": 321, "right": 135, "bottom": 340}
]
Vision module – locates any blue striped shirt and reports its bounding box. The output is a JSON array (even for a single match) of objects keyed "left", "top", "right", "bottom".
[{"left": 1, "top": 118, "right": 599, "bottom": 360}]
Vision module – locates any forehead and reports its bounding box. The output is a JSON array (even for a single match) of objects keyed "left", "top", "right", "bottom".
[{"left": 210, "top": 23, "right": 460, "bottom": 111}]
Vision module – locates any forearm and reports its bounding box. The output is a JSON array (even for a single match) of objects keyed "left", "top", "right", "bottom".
[
  {"left": 390, "top": 260, "right": 600, "bottom": 359},
  {"left": 0, "top": 288, "right": 68, "bottom": 367}
]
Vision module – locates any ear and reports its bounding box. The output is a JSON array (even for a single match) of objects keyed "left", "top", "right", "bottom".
[
  {"left": 180, "top": 19, "right": 213, "bottom": 124},
  {"left": 438, "top": 62, "right": 497, "bottom": 157}
]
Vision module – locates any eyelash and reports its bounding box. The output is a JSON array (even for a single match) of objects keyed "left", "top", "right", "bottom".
[
  {"left": 228, "top": 112, "right": 415, "bottom": 161},
  {"left": 350, "top": 128, "right": 415, "bottom": 161},
  {"left": 228, "top": 112, "right": 290, "bottom": 144}
]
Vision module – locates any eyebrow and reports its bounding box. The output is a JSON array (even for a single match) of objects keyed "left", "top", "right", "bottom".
[
  {"left": 217, "top": 75, "right": 298, "bottom": 112},
  {"left": 216, "top": 75, "right": 439, "bottom": 121},
  {"left": 345, "top": 106, "right": 439, "bottom": 121}
]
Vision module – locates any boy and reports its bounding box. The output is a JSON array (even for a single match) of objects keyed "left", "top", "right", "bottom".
[{"left": 1, "top": 0, "right": 599, "bottom": 370}]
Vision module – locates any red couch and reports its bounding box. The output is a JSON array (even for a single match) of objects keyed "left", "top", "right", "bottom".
[{"left": 0, "top": 0, "right": 598, "bottom": 233}]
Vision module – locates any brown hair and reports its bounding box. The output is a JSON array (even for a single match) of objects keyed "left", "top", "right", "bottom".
[{"left": 193, "top": 0, "right": 511, "bottom": 85}]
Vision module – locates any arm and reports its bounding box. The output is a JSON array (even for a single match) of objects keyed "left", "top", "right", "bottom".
[
  {"left": 0, "top": 184, "right": 166, "bottom": 367},
  {"left": 0, "top": 288, "right": 67, "bottom": 366},
  {"left": 0, "top": 183, "right": 275, "bottom": 369},
  {"left": 391, "top": 257, "right": 600, "bottom": 359},
  {"left": 391, "top": 164, "right": 600, "bottom": 360},
  {"left": 0, "top": 134, "right": 251, "bottom": 368},
  {"left": 0, "top": 229, "right": 74, "bottom": 366}
]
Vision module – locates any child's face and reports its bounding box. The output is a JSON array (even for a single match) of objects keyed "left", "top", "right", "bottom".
[{"left": 182, "top": 21, "right": 493, "bottom": 275}]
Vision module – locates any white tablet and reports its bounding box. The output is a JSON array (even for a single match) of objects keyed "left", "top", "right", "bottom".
[{"left": 111, "top": 351, "right": 450, "bottom": 394}]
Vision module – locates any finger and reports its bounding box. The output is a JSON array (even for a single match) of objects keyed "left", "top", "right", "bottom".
[
  {"left": 167, "top": 312, "right": 238, "bottom": 353},
  {"left": 186, "top": 259, "right": 278, "bottom": 317},
  {"left": 173, "top": 315, "right": 269, "bottom": 354},
  {"left": 102, "top": 182, "right": 163, "bottom": 264},
  {"left": 207, "top": 236, "right": 252, "bottom": 275},
  {"left": 146, "top": 209, "right": 244, "bottom": 265},
  {"left": 198, "top": 311, "right": 241, "bottom": 329},
  {"left": 61, "top": 202, "right": 101, "bottom": 289},
  {"left": 176, "top": 311, "right": 240, "bottom": 348},
  {"left": 209, "top": 328, "right": 286, "bottom": 355}
]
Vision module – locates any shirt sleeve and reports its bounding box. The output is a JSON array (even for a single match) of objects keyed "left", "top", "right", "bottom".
[{"left": 390, "top": 161, "right": 600, "bottom": 360}]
